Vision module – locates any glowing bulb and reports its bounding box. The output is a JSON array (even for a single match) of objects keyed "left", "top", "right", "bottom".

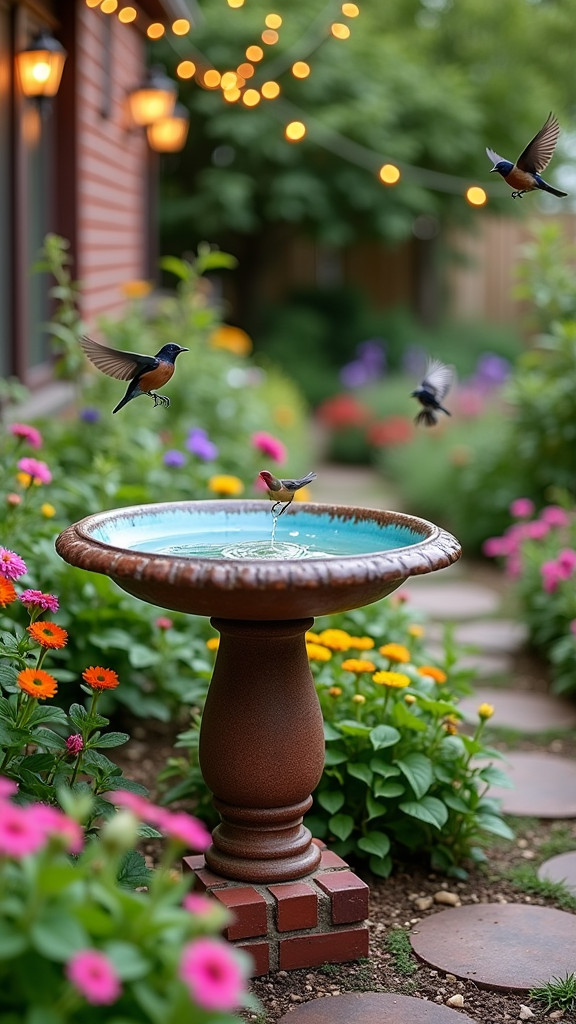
[
  {"left": 261, "top": 29, "right": 279, "bottom": 44},
  {"left": 246, "top": 45, "right": 264, "bottom": 61},
  {"left": 223, "top": 87, "right": 241, "bottom": 102},
  {"left": 243, "top": 88, "right": 261, "bottom": 107},
  {"left": 237, "top": 62, "right": 255, "bottom": 79},
  {"left": 203, "top": 69, "right": 222, "bottom": 88},
  {"left": 177, "top": 61, "right": 196, "bottom": 79},
  {"left": 86, "top": 0, "right": 101, "bottom": 8},
  {"left": 32, "top": 62, "right": 51, "bottom": 83},
  {"left": 466, "top": 185, "right": 488, "bottom": 207},
  {"left": 378, "top": 163, "right": 401, "bottom": 185},
  {"left": 172, "top": 18, "right": 190, "bottom": 34},
  {"left": 265, "top": 13, "right": 282, "bottom": 28},
  {"left": 261, "top": 80, "right": 280, "bottom": 99},
  {"left": 291, "top": 61, "right": 310, "bottom": 79},
  {"left": 220, "top": 71, "right": 238, "bottom": 90},
  {"left": 342, "top": 2, "right": 359, "bottom": 15},
  {"left": 118, "top": 5, "right": 136, "bottom": 21},
  {"left": 101, "top": 0, "right": 118, "bottom": 13},
  {"left": 285, "top": 121, "right": 306, "bottom": 141},
  {"left": 331, "top": 22, "right": 351, "bottom": 38},
  {"left": 227, "top": 0, "right": 244, "bottom": 7},
  {"left": 147, "top": 23, "right": 165, "bottom": 38}
]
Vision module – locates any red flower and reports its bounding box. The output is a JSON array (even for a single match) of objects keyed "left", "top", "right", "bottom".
[
  {"left": 315, "top": 394, "right": 371, "bottom": 429},
  {"left": 367, "top": 416, "right": 414, "bottom": 447}
]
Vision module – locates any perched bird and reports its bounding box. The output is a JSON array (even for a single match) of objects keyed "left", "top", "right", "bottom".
[
  {"left": 486, "top": 112, "right": 568, "bottom": 199},
  {"left": 411, "top": 359, "right": 454, "bottom": 427},
  {"left": 79, "top": 336, "right": 188, "bottom": 413},
  {"left": 259, "top": 470, "right": 317, "bottom": 516}
]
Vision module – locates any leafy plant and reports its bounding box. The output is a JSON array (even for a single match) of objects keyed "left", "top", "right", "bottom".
[{"left": 529, "top": 972, "right": 576, "bottom": 1014}]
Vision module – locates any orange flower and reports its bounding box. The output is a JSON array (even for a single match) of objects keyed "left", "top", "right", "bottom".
[
  {"left": 417, "top": 665, "right": 447, "bottom": 684},
  {"left": 0, "top": 578, "right": 17, "bottom": 607},
  {"left": 348, "top": 636, "right": 375, "bottom": 651},
  {"left": 27, "top": 621, "right": 68, "bottom": 649},
  {"left": 328, "top": 686, "right": 342, "bottom": 697},
  {"left": 341, "top": 658, "right": 376, "bottom": 674},
  {"left": 206, "top": 637, "right": 220, "bottom": 651},
  {"left": 17, "top": 667, "right": 58, "bottom": 699},
  {"left": 82, "top": 666, "right": 119, "bottom": 691},
  {"left": 306, "top": 642, "right": 332, "bottom": 662},
  {"left": 379, "top": 643, "right": 410, "bottom": 663},
  {"left": 305, "top": 631, "right": 321, "bottom": 643},
  {"left": 316, "top": 629, "right": 352, "bottom": 651}
]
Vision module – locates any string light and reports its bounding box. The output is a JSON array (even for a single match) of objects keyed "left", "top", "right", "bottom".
[
  {"left": 147, "top": 23, "right": 165, "bottom": 38},
  {"left": 261, "top": 29, "right": 279, "bottom": 44},
  {"left": 466, "top": 185, "right": 488, "bottom": 206},
  {"left": 237, "top": 62, "right": 255, "bottom": 79},
  {"left": 223, "top": 87, "right": 241, "bottom": 102},
  {"left": 243, "top": 89, "right": 261, "bottom": 107},
  {"left": 285, "top": 120, "right": 306, "bottom": 141},
  {"left": 265, "top": 13, "right": 282, "bottom": 28},
  {"left": 172, "top": 19, "right": 190, "bottom": 35},
  {"left": 100, "top": 0, "right": 118, "bottom": 13},
  {"left": 203, "top": 69, "right": 221, "bottom": 88},
  {"left": 291, "top": 61, "right": 310, "bottom": 79},
  {"left": 118, "top": 5, "right": 136, "bottom": 21},
  {"left": 246, "top": 45, "right": 264, "bottom": 61},
  {"left": 177, "top": 60, "right": 196, "bottom": 79},
  {"left": 342, "top": 3, "right": 360, "bottom": 15},
  {"left": 86, "top": 0, "right": 101, "bottom": 7},
  {"left": 227, "top": 0, "right": 244, "bottom": 6},
  {"left": 261, "top": 80, "right": 280, "bottom": 99},
  {"left": 331, "top": 23, "right": 351, "bottom": 39},
  {"left": 379, "top": 163, "right": 401, "bottom": 185},
  {"left": 220, "top": 71, "right": 239, "bottom": 89}
]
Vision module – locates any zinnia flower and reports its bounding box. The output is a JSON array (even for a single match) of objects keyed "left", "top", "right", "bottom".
[
  {"left": 316, "top": 629, "right": 352, "bottom": 651},
  {"left": 17, "top": 667, "right": 58, "bottom": 699},
  {"left": 509, "top": 497, "right": 535, "bottom": 519},
  {"left": 9, "top": 422, "right": 42, "bottom": 448},
  {"left": 0, "top": 547, "right": 27, "bottom": 580},
  {"left": 352, "top": 694, "right": 366, "bottom": 704},
  {"left": 208, "top": 475, "right": 244, "bottom": 497},
  {"left": 210, "top": 325, "right": 252, "bottom": 356},
  {"left": 183, "top": 892, "right": 219, "bottom": 916},
  {"left": 348, "top": 635, "right": 375, "bottom": 651},
  {"left": 0, "top": 578, "right": 17, "bottom": 607},
  {"left": 540, "top": 505, "right": 570, "bottom": 528},
  {"left": 82, "top": 666, "right": 119, "bottom": 691},
  {"left": 379, "top": 642, "right": 410, "bottom": 663},
  {"left": 19, "top": 589, "right": 59, "bottom": 613},
  {"left": 27, "top": 621, "right": 68, "bottom": 649},
  {"left": 17, "top": 457, "right": 52, "bottom": 485},
  {"left": 372, "top": 670, "right": 410, "bottom": 688},
  {"left": 408, "top": 624, "right": 424, "bottom": 638},
  {"left": 158, "top": 810, "right": 211, "bottom": 850},
  {"left": 30, "top": 804, "right": 83, "bottom": 854},
  {"left": 66, "top": 949, "right": 122, "bottom": 1006},
  {"left": 179, "top": 938, "right": 247, "bottom": 1011},
  {"left": 155, "top": 616, "right": 173, "bottom": 630},
  {"left": 417, "top": 665, "right": 447, "bottom": 684},
  {"left": 251, "top": 431, "right": 287, "bottom": 464},
  {"left": 341, "top": 658, "right": 376, "bottom": 674},
  {"left": 0, "top": 802, "right": 47, "bottom": 858},
  {"left": 41, "top": 502, "right": 56, "bottom": 518},
  {"left": 306, "top": 642, "right": 332, "bottom": 661}
]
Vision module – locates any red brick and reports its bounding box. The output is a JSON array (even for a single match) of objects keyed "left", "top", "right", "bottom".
[
  {"left": 319, "top": 849, "right": 349, "bottom": 870},
  {"left": 279, "top": 926, "right": 369, "bottom": 970},
  {"left": 182, "top": 854, "right": 205, "bottom": 873},
  {"left": 213, "top": 886, "right": 268, "bottom": 940},
  {"left": 269, "top": 882, "right": 318, "bottom": 932},
  {"left": 189, "top": 865, "right": 229, "bottom": 892},
  {"left": 311, "top": 837, "right": 327, "bottom": 850},
  {"left": 315, "top": 871, "right": 369, "bottom": 924},
  {"left": 236, "top": 939, "right": 270, "bottom": 977}
]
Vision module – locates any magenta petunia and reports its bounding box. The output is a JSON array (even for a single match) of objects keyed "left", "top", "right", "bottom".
[
  {"left": 17, "top": 457, "right": 52, "bottom": 485},
  {"left": 251, "top": 431, "right": 287, "bottom": 464},
  {"left": 9, "top": 422, "right": 43, "bottom": 448},
  {"left": 19, "top": 589, "right": 59, "bottom": 613},
  {"left": 0, "top": 802, "right": 47, "bottom": 858},
  {"left": 541, "top": 560, "right": 562, "bottom": 593},
  {"left": 509, "top": 497, "right": 535, "bottom": 519},
  {"left": 66, "top": 949, "right": 122, "bottom": 1005},
  {"left": 0, "top": 547, "right": 28, "bottom": 580},
  {"left": 157, "top": 809, "right": 211, "bottom": 850},
  {"left": 179, "top": 938, "right": 247, "bottom": 1011}
]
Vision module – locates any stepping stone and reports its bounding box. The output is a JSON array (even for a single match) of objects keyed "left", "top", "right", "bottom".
[
  {"left": 486, "top": 752, "right": 576, "bottom": 817},
  {"left": 411, "top": 903, "right": 576, "bottom": 991},
  {"left": 277, "top": 992, "right": 477, "bottom": 1023},
  {"left": 430, "top": 619, "right": 528, "bottom": 653},
  {"left": 460, "top": 689, "right": 576, "bottom": 733},
  {"left": 539, "top": 851, "right": 576, "bottom": 893},
  {"left": 403, "top": 580, "right": 500, "bottom": 620},
  {"left": 426, "top": 644, "right": 511, "bottom": 678}
]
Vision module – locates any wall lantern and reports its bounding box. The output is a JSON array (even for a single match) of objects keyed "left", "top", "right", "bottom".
[
  {"left": 16, "top": 30, "right": 67, "bottom": 103},
  {"left": 128, "top": 65, "right": 177, "bottom": 127},
  {"left": 146, "top": 103, "right": 189, "bottom": 152}
]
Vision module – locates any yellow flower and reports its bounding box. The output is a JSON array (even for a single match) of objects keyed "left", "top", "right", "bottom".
[
  {"left": 294, "top": 487, "right": 311, "bottom": 503},
  {"left": 305, "top": 631, "right": 320, "bottom": 643},
  {"left": 408, "top": 624, "right": 424, "bottom": 638},
  {"left": 443, "top": 714, "right": 460, "bottom": 734},
  {"left": 379, "top": 642, "right": 410, "bottom": 663},
  {"left": 121, "top": 279, "right": 153, "bottom": 299},
  {"left": 316, "top": 629, "right": 352, "bottom": 651},
  {"left": 306, "top": 642, "right": 332, "bottom": 662},
  {"left": 328, "top": 686, "right": 342, "bottom": 698},
  {"left": 41, "top": 503, "right": 56, "bottom": 518},
  {"left": 208, "top": 474, "right": 244, "bottom": 497},
  {"left": 348, "top": 636, "right": 375, "bottom": 651},
  {"left": 206, "top": 637, "right": 220, "bottom": 651},
  {"left": 352, "top": 694, "right": 366, "bottom": 705},
  {"left": 341, "top": 658, "right": 376, "bottom": 674},
  {"left": 417, "top": 665, "right": 447, "bottom": 684},
  {"left": 209, "top": 325, "right": 252, "bottom": 356},
  {"left": 478, "top": 702, "right": 495, "bottom": 720},
  {"left": 404, "top": 694, "right": 416, "bottom": 705},
  {"left": 372, "top": 671, "right": 410, "bottom": 688},
  {"left": 17, "top": 471, "right": 39, "bottom": 487}
]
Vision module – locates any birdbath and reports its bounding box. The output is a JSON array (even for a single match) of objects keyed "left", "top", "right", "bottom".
[{"left": 56, "top": 500, "right": 460, "bottom": 884}]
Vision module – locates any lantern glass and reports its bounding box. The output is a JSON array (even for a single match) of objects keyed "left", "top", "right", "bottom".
[
  {"left": 146, "top": 105, "right": 189, "bottom": 152},
  {"left": 128, "top": 66, "right": 177, "bottom": 126},
  {"left": 16, "top": 32, "right": 67, "bottom": 98}
]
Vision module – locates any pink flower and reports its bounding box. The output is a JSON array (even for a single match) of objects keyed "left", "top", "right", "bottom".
[
  {"left": 0, "top": 777, "right": 18, "bottom": 800},
  {"left": 155, "top": 616, "right": 173, "bottom": 630},
  {"left": 19, "top": 589, "right": 59, "bottom": 613},
  {"left": 9, "top": 423, "right": 43, "bottom": 448},
  {"left": 540, "top": 505, "right": 570, "bottom": 528},
  {"left": 66, "top": 734, "right": 84, "bottom": 756},
  {"left": 0, "top": 547, "right": 27, "bottom": 580},
  {"left": 105, "top": 790, "right": 166, "bottom": 826},
  {"left": 524, "top": 520, "right": 550, "bottom": 540},
  {"left": 158, "top": 810, "right": 211, "bottom": 851},
  {"left": 183, "top": 892, "right": 218, "bottom": 916},
  {"left": 179, "top": 938, "right": 246, "bottom": 1011},
  {"left": 251, "top": 431, "right": 287, "bottom": 464},
  {"left": 570, "top": 620, "right": 576, "bottom": 636},
  {"left": 0, "top": 803, "right": 47, "bottom": 857},
  {"left": 509, "top": 497, "right": 535, "bottom": 519},
  {"left": 557, "top": 549, "right": 576, "bottom": 577},
  {"left": 541, "top": 560, "right": 562, "bottom": 593},
  {"left": 17, "top": 457, "right": 52, "bottom": 484},
  {"left": 29, "top": 804, "right": 84, "bottom": 854},
  {"left": 66, "top": 950, "right": 122, "bottom": 1005},
  {"left": 7, "top": 492, "right": 21, "bottom": 506},
  {"left": 482, "top": 536, "right": 508, "bottom": 558}
]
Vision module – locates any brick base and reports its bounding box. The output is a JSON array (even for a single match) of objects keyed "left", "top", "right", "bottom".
[{"left": 183, "top": 840, "right": 370, "bottom": 976}]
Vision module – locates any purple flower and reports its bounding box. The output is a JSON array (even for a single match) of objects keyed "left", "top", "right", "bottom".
[
  {"left": 66, "top": 734, "right": 84, "bottom": 756},
  {"left": 80, "top": 408, "right": 101, "bottom": 424},
  {"left": 187, "top": 428, "right": 219, "bottom": 462},
  {"left": 163, "top": 449, "right": 186, "bottom": 468},
  {"left": 19, "top": 589, "right": 59, "bottom": 613},
  {"left": 0, "top": 548, "right": 27, "bottom": 580},
  {"left": 474, "top": 353, "right": 511, "bottom": 388}
]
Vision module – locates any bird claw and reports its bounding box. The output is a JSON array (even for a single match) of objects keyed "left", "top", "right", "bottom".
[
  {"left": 511, "top": 191, "right": 526, "bottom": 199},
  {"left": 151, "top": 393, "right": 170, "bottom": 408},
  {"left": 271, "top": 499, "right": 292, "bottom": 518}
]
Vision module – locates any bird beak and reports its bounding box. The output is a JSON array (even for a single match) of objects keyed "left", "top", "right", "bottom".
[
  {"left": 179, "top": 347, "right": 189, "bottom": 352},
  {"left": 489, "top": 167, "right": 497, "bottom": 173}
]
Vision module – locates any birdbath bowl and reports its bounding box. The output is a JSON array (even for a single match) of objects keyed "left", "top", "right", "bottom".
[{"left": 56, "top": 500, "right": 460, "bottom": 883}]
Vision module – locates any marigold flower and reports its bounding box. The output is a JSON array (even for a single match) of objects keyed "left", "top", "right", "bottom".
[
  {"left": 0, "top": 578, "right": 17, "bottom": 607},
  {"left": 306, "top": 642, "right": 332, "bottom": 661},
  {"left": 408, "top": 624, "right": 425, "bottom": 638},
  {"left": 305, "top": 631, "right": 321, "bottom": 643},
  {"left": 206, "top": 637, "right": 220, "bottom": 651},
  {"left": 9, "top": 422, "right": 43, "bottom": 448},
  {"left": 17, "top": 667, "right": 58, "bottom": 699},
  {"left": 82, "top": 666, "right": 119, "bottom": 691},
  {"left": 179, "top": 937, "right": 247, "bottom": 1011},
  {"left": 352, "top": 693, "right": 366, "bottom": 704},
  {"left": 19, "top": 589, "right": 59, "bottom": 613},
  {"left": 417, "top": 665, "right": 447, "bottom": 684},
  {"left": 348, "top": 635, "right": 375, "bottom": 651},
  {"left": 66, "top": 949, "right": 122, "bottom": 1006},
  {"left": 41, "top": 502, "right": 56, "bottom": 518},
  {"left": 27, "top": 621, "right": 68, "bottom": 649},
  {"left": 208, "top": 474, "right": 244, "bottom": 497},
  {"left": 372, "top": 670, "right": 410, "bottom": 688},
  {"left": 316, "top": 628, "right": 352, "bottom": 651},
  {"left": 379, "top": 642, "right": 410, "bottom": 663},
  {"left": 0, "top": 547, "right": 27, "bottom": 580},
  {"left": 328, "top": 686, "right": 342, "bottom": 697},
  {"left": 251, "top": 431, "right": 287, "bottom": 464},
  {"left": 341, "top": 658, "right": 376, "bottom": 674},
  {"left": 478, "top": 702, "right": 495, "bottom": 720},
  {"left": 17, "top": 457, "right": 52, "bottom": 485}
]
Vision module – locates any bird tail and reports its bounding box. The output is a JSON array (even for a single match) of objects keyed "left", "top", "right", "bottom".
[
  {"left": 112, "top": 394, "right": 130, "bottom": 414},
  {"left": 540, "top": 182, "right": 568, "bottom": 198},
  {"left": 414, "top": 409, "right": 438, "bottom": 427}
]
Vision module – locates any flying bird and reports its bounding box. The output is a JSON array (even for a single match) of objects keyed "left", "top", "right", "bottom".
[
  {"left": 411, "top": 360, "right": 454, "bottom": 427},
  {"left": 79, "top": 336, "right": 188, "bottom": 413},
  {"left": 486, "top": 112, "right": 568, "bottom": 199},
  {"left": 259, "top": 470, "right": 317, "bottom": 516}
]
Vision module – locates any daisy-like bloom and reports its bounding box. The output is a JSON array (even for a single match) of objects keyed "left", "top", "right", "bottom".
[
  {"left": 155, "top": 615, "right": 173, "bottom": 630},
  {"left": 306, "top": 642, "right": 332, "bottom": 662},
  {"left": 0, "top": 547, "right": 27, "bottom": 580},
  {"left": 208, "top": 474, "right": 244, "bottom": 497},
  {"left": 19, "top": 589, "right": 59, "bottom": 613},
  {"left": 66, "top": 734, "right": 84, "bottom": 756},
  {"left": 305, "top": 630, "right": 321, "bottom": 643},
  {"left": 17, "top": 667, "right": 58, "bottom": 699},
  {"left": 206, "top": 636, "right": 220, "bottom": 651},
  {"left": 66, "top": 949, "right": 122, "bottom": 1006},
  {"left": 348, "top": 635, "right": 375, "bottom": 651},
  {"left": 379, "top": 642, "right": 410, "bottom": 663},
  {"left": 251, "top": 431, "right": 287, "bottom": 464},
  {"left": 0, "top": 577, "right": 17, "bottom": 607},
  {"left": 372, "top": 670, "right": 410, "bottom": 689},
  {"left": 417, "top": 665, "right": 447, "bottom": 684},
  {"left": 0, "top": 802, "right": 47, "bottom": 857},
  {"left": 82, "top": 666, "right": 119, "bottom": 691},
  {"left": 9, "top": 422, "right": 43, "bottom": 448},
  {"left": 478, "top": 702, "right": 495, "bottom": 720},
  {"left": 341, "top": 658, "right": 376, "bottom": 674},
  {"left": 158, "top": 810, "right": 211, "bottom": 851},
  {"left": 408, "top": 624, "right": 425, "bottom": 638},
  {"left": 352, "top": 693, "right": 366, "bottom": 705},
  {"left": 41, "top": 502, "right": 56, "bottom": 518},
  {"left": 17, "top": 457, "right": 52, "bottom": 485},
  {"left": 27, "top": 621, "right": 68, "bottom": 649},
  {"left": 328, "top": 686, "right": 342, "bottom": 697},
  {"left": 316, "top": 628, "right": 352, "bottom": 652},
  {"left": 179, "top": 937, "right": 247, "bottom": 1011}
]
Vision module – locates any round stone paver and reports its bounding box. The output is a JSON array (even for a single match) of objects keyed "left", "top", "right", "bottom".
[
  {"left": 486, "top": 751, "right": 576, "bottom": 817},
  {"left": 460, "top": 688, "right": 576, "bottom": 733},
  {"left": 539, "top": 850, "right": 576, "bottom": 893},
  {"left": 277, "top": 992, "right": 476, "bottom": 1023},
  {"left": 411, "top": 903, "right": 576, "bottom": 991},
  {"left": 403, "top": 580, "right": 500, "bottom": 620}
]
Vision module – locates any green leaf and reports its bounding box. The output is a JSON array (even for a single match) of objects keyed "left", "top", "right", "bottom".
[
  {"left": 338, "top": 720, "right": 372, "bottom": 737},
  {"left": 317, "top": 790, "right": 345, "bottom": 815},
  {"left": 28, "top": 705, "right": 69, "bottom": 727},
  {"left": 395, "top": 752, "right": 434, "bottom": 799},
  {"left": 105, "top": 776, "right": 148, "bottom": 796},
  {"left": 323, "top": 722, "right": 342, "bottom": 741},
  {"left": 443, "top": 793, "right": 470, "bottom": 813},
  {"left": 31, "top": 909, "right": 89, "bottom": 961},
  {"left": 357, "top": 831, "right": 391, "bottom": 857},
  {"left": 0, "top": 924, "right": 28, "bottom": 960},
  {"left": 477, "top": 765, "right": 513, "bottom": 788},
  {"left": 102, "top": 940, "right": 151, "bottom": 980},
  {"left": 347, "top": 762, "right": 373, "bottom": 786},
  {"left": 392, "top": 701, "right": 427, "bottom": 731},
  {"left": 368, "top": 853, "right": 393, "bottom": 877},
  {"left": 399, "top": 796, "right": 448, "bottom": 830},
  {"left": 89, "top": 731, "right": 130, "bottom": 749},
  {"left": 324, "top": 748, "right": 348, "bottom": 766},
  {"left": 329, "top": 813, "right": 355, "bottom": 841},
  {"left": 369, "top": 758, "right": 401, "bottom": 779},
  {"left": 374, "top": 779, "right": 405, "bottom": 798},
  {"left": 369, "top": 724, "right": 401, "bottom": 750},
  {"left": 476, "top": 814, "right": 515, "bottom": 839},
  {"left": 365, "top": 792, "right": 386, "bottom": 821},
  {"left": 117, "top": 850, "right": 152, "bottom": 889}
]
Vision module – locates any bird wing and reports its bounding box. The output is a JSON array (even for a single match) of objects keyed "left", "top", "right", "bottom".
[
  {"left": 516, "top": 112, "right": 560, "bottom": 174},
  {"left": 80, "top": 336, "right": 156, "bottom": 381},
  {"left": 281, "top": 472, "right": 317, "bottom": 491},
  {"left": 486, "top": 146, "right": 506, "bottom": 166},
  {"left": 421, "top": 359, "right": 454, "bottom": 401}
]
